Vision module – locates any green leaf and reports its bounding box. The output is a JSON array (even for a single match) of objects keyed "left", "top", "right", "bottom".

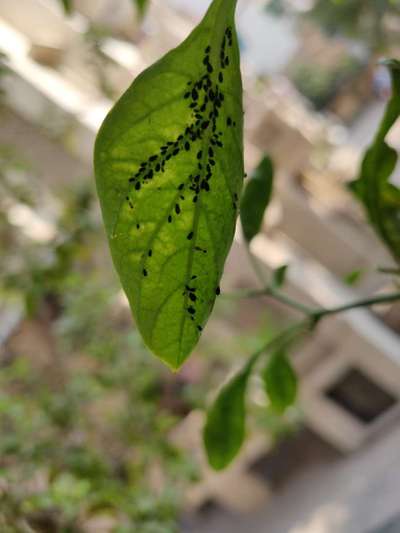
[
  {"left": 59, "top": 0, "right": 73, "bottom": 15},
  {"left": 240, "top": 156, "right": 274, "bottom": 242},
  {"left": 203, "top": 359, "right": 253, "bottom": 470},
  {"left": 94, "top": 0, "right": 243, "bottom": 370},
  {"left": 272, "top": 264, "right": 289, "bottom": 288},
  {"left": 263, "top": 350, "right": 297, "bottom": 413},
  {"left": 133, "top": 0, "right": 149, "bottom": 16},
  {"left": 350, "top": 59, "right": 400, "bottom": 264}
]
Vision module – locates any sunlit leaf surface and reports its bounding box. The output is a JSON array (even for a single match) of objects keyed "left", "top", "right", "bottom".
[{"left": 95, "top": 0, "right": 243, "bottom": 369}]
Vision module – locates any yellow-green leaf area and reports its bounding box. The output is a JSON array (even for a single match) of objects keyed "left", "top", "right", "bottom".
[{"left": 94, "top": 0, "right": 244, "bottom": 369}]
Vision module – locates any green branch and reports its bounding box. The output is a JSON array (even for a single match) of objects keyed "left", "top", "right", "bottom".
[
  {"left": 229, "top": 285, "right": 400, "bottom": 321},
  {"left": 311, "top": 291, "right": 400, "bottom": 322},
  {"left": 227, "top": 284, "right": 314, "bottom": 314}
]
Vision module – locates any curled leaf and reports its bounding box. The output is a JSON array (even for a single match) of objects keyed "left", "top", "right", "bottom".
[
  {"left": 94, "top": 0, "right": 244, "bottom": 369},
  {"left": 240, "top": 155, "right": 274, "bottom": 242}
]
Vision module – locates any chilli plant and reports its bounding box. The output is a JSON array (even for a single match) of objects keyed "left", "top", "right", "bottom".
[{"left": 90, "top": 0, "right": 400, "bottom": 470}]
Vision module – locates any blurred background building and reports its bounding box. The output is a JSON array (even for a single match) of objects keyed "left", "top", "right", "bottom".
[{"left": 1, "top": 1, "right": 400, "bottom": 532}]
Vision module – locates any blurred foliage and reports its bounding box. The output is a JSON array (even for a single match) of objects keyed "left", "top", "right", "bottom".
[
  {"left": 0, "top": 52, "right": 10, "bottom": 97},
  {"left": 290, "top": 56, "right": 364, "bottom": 110},
  {"left": 133, "top": 0, "right": 150, "bottom": 17},
  {"left": 59, "top": 0, "right": 73, "bottom": 15},
  {"left": 57, "top": 0, "right": 150, "bottom": 17},
  {"left": 307, "top": 0, "right": 400, "bottom": 52},
  {"left": 265, "top": 0, "right": 400, "bottom": 51},
  {"left": 350, "top": 59, "right": 400, "bottom": 264}
]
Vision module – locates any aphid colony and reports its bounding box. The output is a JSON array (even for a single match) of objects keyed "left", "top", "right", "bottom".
[{"left": 126, "top": 27, "right": 236, "bottom": 329}]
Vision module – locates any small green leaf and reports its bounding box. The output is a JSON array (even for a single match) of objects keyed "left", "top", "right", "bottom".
[
  {"left": 263, "top": 350, "right": 297, "bottom": 413},
  {"left": 343, "top": 269, "right": 363, "bottom": 286},
  {"left": 240, "top": 156, "right": 274, "bottom": 242},
  {"left": 203, "top": 359, "right": 253, "bottom": 470},
  {"left": 59, "top": 0, "right": 73, "bottom": 14},
  {"left": 350, "top": 59, "right": 400, "bottom": 264},
  {"left": 94, "top": 0, "right": 244, "bottom": 370},
  {"left": 133, "top": 0, "right": 149, "bottom": 16},
  {"left": 272, "top": 264, "right": 289, "bottom": 288}
]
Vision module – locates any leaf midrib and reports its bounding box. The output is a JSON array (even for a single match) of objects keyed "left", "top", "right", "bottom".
[{"left": 176, "top": 5, "right": 236, "bottom": 366}]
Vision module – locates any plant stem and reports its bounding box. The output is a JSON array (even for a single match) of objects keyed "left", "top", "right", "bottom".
[
  {"left": 378, "top": 267, "right": 400, "bottom": 275},
  {"left": 229, "top": 285, "right": 313, "bottom": 314},
  {"left": 227, "top": 281, "right": 400, "bottom": 320},
  {"left": 245, "top": 291, "right": 400, "bottom": 366},
  {"left": 311, "top": 291, "right": 400, "bottom": 321},
  {"left": 244, "top": 242, "right": 268, "bottom": 286},
  {"left": 240, "top": 242, "right": 400, "bottom": 344}
]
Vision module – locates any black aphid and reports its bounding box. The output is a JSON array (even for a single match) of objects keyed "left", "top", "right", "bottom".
[{"left": 187, "top": 231, "right": 194, "bottom": 240}]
